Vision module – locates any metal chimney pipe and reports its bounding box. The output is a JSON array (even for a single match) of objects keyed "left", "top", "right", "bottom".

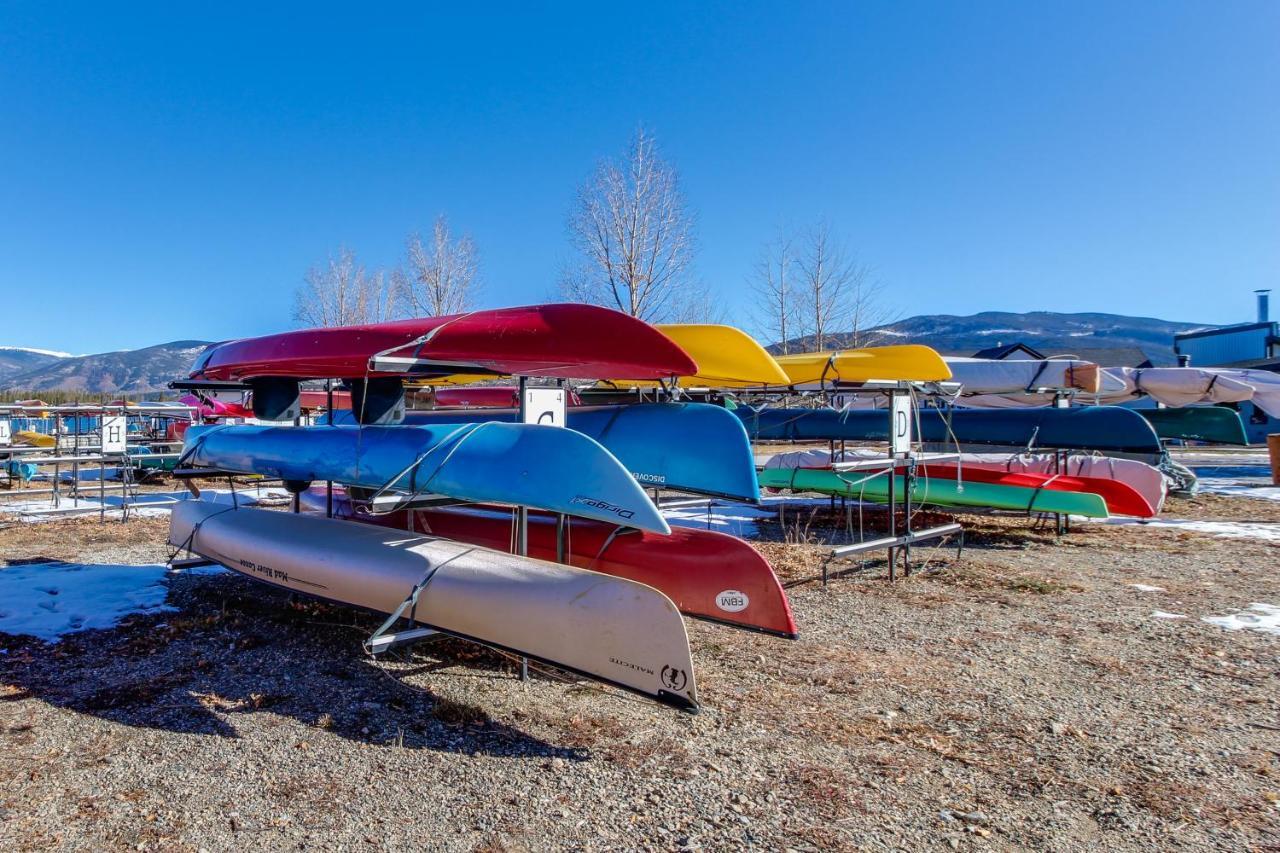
[{"left": 1256, "top": 289, "right": 1271, "bottom": 323}]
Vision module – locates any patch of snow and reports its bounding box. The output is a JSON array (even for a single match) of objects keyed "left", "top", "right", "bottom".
[
  {"left": 974, "top": 328, "right": 1020, "bottom": 336},
  {"left": 1067, "top": 331, "right": 1094, "bottom": 337},
  {"left": 1129, "top": 584, "right": 1166, "bottom": 592},
  {"left": 0, "top": 561, "right": 172, "bottom": 642},
  {"left": 874, "top": 329, "right": 907, "bottom": 337},
  {"left": 1151, "top": 611, "right": 1187, "bottom": 620},
  {"left": 1086, "top": 516, "right": 1280, "bottom": 541},
  {"left": 0, "top": 346, "right": 73, "bottom": 358},
  {"left": 0, "top": 488, "right": 292, "bottom": 522},
  {"left": 1202, "top": 603, "right": 1280, "bottom": 636},
  {"left": 661, "top": 495, "right": 831, "bottom": 539}
]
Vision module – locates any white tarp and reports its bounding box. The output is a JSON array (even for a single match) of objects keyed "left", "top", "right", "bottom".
[
  {"left": 955, "top": 366, "right": 1280, "bottom": 418},
  {"left": 944, "top": 357, "right": 1100, "bottom": 395}
]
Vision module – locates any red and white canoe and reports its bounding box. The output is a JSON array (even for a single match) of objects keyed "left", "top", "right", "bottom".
[
  {"left": 189, "top": 304, "right": 697, "bottom": 383},
  {"left": 300, "top": 490, "right": 797, "bottom": 639},
  {"left": 913, "top": 463, "right": 1155, "bottom": 518}
]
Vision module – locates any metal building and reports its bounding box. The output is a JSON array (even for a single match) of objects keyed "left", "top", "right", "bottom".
[{"left": 1173, "top": 290, "right": 1279, "bottom": 368}]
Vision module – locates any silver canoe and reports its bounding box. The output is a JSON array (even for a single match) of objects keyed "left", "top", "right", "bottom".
[{"left": 169, "top": 501, "right": 698, "bottom": 711}]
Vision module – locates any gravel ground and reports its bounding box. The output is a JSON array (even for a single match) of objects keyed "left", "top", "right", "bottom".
[{"left": 1, "top": 487, "right": 1278, "bottom": 851}]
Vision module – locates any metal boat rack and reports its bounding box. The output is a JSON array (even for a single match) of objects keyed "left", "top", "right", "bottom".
[{"left": 1, "top": 403, "right": 193, "bottom": 521}]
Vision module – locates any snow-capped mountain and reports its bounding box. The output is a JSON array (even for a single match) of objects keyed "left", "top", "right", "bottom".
[{"left": 0, "top": 341, "right": 212, "bottom": 393}]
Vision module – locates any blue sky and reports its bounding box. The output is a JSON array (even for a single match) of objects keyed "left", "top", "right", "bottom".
[{"left": 1, "top": 2, "right": 1277, "bottom": 353}]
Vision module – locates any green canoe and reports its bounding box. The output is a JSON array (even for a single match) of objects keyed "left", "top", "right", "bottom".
[
  {"left": 758, "top": 466, "right": 1110, "bottom": 518},
  {"left": 1138, "top": 407, "right": 1248, "bottom": 446}
]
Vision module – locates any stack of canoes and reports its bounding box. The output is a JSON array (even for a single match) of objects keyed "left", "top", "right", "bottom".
[{"left": 170, "top": 305, "right": 802, "bottom": 712}]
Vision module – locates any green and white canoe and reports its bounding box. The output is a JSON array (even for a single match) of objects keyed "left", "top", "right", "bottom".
[{"left": 758, "top": 466, "right": 1110, "bottom": 518}]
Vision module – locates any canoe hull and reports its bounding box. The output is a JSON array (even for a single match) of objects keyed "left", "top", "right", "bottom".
[
  {"left": 302, "top": 491, "right": 797, "bottom": 639},
  {"left": 383, "top": 403, "right": 760, "bottom": 502},
  {"left": 189, "top": 304, "right": 698, "bottom": 382},
  {"left": 735, "top": 405, "right": 1164, "bottom": 454},
  {"left": 758, "top": 466, "right": 1110, "bottom": 518},
  {"left": 168, "top": 502, "right": 698, "bottom": 711},
  {"left": 180, "top": 422, "right": 670, "bottom": 533},
  {"left": 1138, "top": 407, "right": 1249, "bottom": 446}
]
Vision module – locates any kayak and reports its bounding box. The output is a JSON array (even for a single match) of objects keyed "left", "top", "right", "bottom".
[
  {"left": 368, "top": 403, "right": 760, "bottom": 502},
  {"left": 13, "top": 430, "right": 55, "bottom": 448},
  {"left": 301, "top": 490, "right": 797, "bottom": 639},
  {"left": 774, "top": 346, "right": 952, "bottom": 385},
  {"left": 734, "top": 405, "right": 1164, "bottom": 454},
  {"left": 1138, "top": 407, "right": 1249, "bottom": 446},
  {"left": 169, "top": 502, "right": 697, "bottom": 711},
  {"left": 179, "top": 422, "right": 670, "bottom": 533},
  {"left": 757, "top": 465, "right": 1110, "bottom": 518},
  {"left": 188, "top": 304, "right": 697, "bottom": 383}
]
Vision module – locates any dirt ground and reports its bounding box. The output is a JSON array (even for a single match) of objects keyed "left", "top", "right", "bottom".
[{"left": 1, "top": 489, "right": 1278, "bottom": 851}]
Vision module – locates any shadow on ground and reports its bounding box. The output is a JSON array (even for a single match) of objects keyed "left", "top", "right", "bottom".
[{"left": 0, "top": 565, "right": 584, "bottom": 760}]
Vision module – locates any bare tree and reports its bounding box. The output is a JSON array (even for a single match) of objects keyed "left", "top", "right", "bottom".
[
  {"left": 394, "top": 215, "right": 480, "bottom": 317},
  {"left": 293, "top": 247, "right": 392, "bottom": 327},
  {"left": 750, "top": 229, "right": 799, "bottom": 353},
  {"left": 797, "top": 220, "right": 893, "bottom": 350},
  {"left": 562, "top": 128, "right": 698, "bottom": 322}
]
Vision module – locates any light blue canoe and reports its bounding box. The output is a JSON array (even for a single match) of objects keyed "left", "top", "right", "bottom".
[
  {"left": 180, "top": 423, "right": 670, "bottom": 534},
  {"left": 344, "top": 403, "right": 760, "bottom": 502}
]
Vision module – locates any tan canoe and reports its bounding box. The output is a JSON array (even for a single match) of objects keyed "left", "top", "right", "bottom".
[{"left": 168, "top": 501, "right": 698, "bottom": 711}]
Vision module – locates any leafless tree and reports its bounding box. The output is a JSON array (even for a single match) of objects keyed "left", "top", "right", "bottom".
[
  {"left": 293, "top": 247, "right": 392, "bottom": 327},
  {"left": 750, "top": 229, "right": 799, "bottom": 353},
  {"left": 562, "top": 128, "right": 699, "bottom": 322},
  {"left": 393, "top": 215, "right": 480, "bottom": 317},
  {"left": 797, "top": 220, "right": 894, "bottom": 350}
]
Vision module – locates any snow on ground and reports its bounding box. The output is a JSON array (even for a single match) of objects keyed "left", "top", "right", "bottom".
[
  {"left": 1086, "top": 516, "right": 1280, "bottom": 542},
  {"left": 1202, "top": 603, "right": 1280, "bottom": 637},
  {"left": 662, "top": 495, "right": 832, "bottom": 538},
  {"left": 0, "top": 561, "right": 173, "bottom": 642},
  {"left": 1129, "top": 583, "right": 1166, "bottom": 592},
  {"left": 0, "top": 488, "right": 292, "bottom": 522}
]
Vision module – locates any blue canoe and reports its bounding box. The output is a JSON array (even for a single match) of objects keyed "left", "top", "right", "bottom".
[
  {"left": 338, "top": 403, "right": 760, "bottom": 503},
  {"left": 732, "top": 405, "right": 1164, "bottom": 454},
  {"left": 180, "top": 423, "right": 670, "bottom": 534}
]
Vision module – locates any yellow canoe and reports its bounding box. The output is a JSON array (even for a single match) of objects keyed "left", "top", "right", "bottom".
[
  {"left": 775, "top": 345, "right": 952, "bottom": 384},
  {"left": 592, "top": 324, "right": 790, "bottom": 388},
  {"left": 14, "top": 430, "right": 56, "bottom": 448}
]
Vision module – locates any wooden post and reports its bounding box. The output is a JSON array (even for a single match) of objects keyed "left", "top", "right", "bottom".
[{"left": 1268, "top": 434, "right": 1280, "bottom": 486}]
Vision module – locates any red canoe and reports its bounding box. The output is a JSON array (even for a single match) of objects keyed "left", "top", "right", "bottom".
[
  {"left": 189, "top": 304, "right": 698, "bottom": 382},
  {"left": 430, "top": 386, "right": 583, "bottom": 409},
  {"left": 916, "top": 463, "right": 1155, "bottom": 518},
  {"left": 300, "top": 491, "right": 797, "bottom": 639}
]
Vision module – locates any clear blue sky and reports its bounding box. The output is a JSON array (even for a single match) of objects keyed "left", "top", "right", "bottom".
[{"left": 2, "top": 2, "right": 1277, "bottom": 353}]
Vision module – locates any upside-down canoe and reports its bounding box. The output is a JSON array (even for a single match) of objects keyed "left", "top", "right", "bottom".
[
  {"left": 733, "top": 404, "right": 1165, "bottom": 454},
  {"left": 169, "top": 502, "right": 698, "bottom": 711},
  {"left": 372, "top": 403, "right": 760, "bottom": 502},
  {"left": 757, "top": 465, "right": 1110, "bottom": 518},
  {"left": 1137, "top": 406, "right": 1249, "bottom": 446},
  {"left": 300, "top": 490, "right": 798, "bottom": 639},
  {"left": 179, "top": 422, "right": 670, "bottom": 533},
  {"left": 188, "top": 304, "right": 698, "bottom": 383},
  {"left": 774, "top": 346, "right": 953, "bottom": 385}
]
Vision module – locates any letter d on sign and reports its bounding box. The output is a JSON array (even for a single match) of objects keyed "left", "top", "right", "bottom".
[{"left": 890, "top": 393, "right": 912, "bottom": 455}]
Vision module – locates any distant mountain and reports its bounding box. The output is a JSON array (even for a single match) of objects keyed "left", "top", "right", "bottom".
[
  {"left": 1, "top": 341, "right": 212, "bottom": 394},
  {"left": 0, "top": 346, "right": 72, "bottom": 384},
  {"left": 775, "top": 311, "right": 1207, "bottom": 365}
]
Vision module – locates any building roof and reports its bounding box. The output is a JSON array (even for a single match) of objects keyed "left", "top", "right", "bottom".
[{"left": 969, "top": 342, "right": 1046, "bottom": 360}]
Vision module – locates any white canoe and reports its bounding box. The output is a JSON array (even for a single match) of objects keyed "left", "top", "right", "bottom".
[{"left": 168, "top": 501, "right": 698, "bottom": 711}]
